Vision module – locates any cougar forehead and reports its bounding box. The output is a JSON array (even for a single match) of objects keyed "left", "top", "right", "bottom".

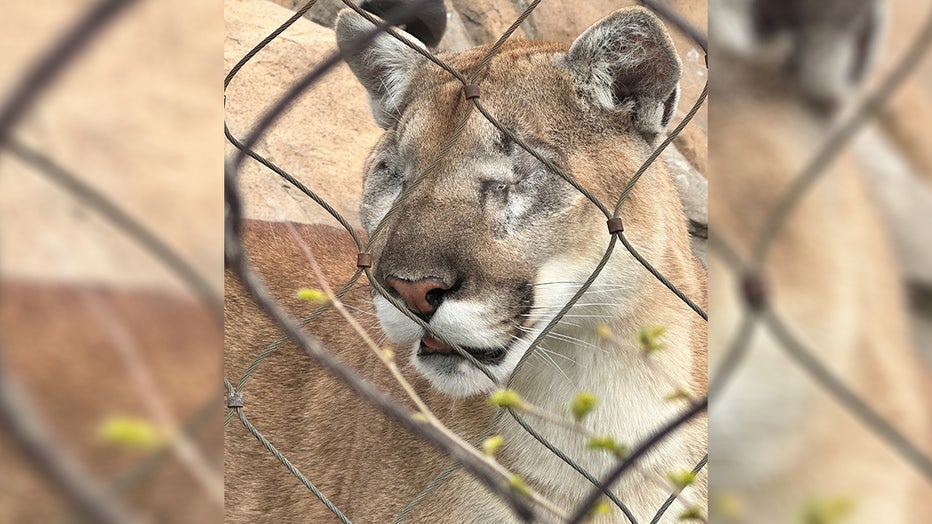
[{"left": 361, "top": 40, "right": 657, "bottom": 233}]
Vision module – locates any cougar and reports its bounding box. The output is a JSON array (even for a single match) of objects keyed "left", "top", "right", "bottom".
[
  {"left": 226, "top": 6, "right": 706, "bottom": 522},
  {"left": 709, "top": 0, "right": 932, "bottom": 522}
]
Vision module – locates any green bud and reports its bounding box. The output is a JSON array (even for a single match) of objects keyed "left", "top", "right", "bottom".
[
  {"left": 587, "top": 435, "right": 628, "bottom": 456},
  {"left": 570, "top": 391, "right": 598, "bottom": 421},
  {"left": 508, "top": 475, "right": 530, "bottom": 497},
  {"left": 296, "top": 288, "right": 329, "bottom": 303},
  {"left": 589, "top": 499, "right": 612, "bottom": 517},
  {"left": 595, "top": 324, "right": 613, "bottom": 339},
  {"left": 482, "top": 435, "right": 504, "bottom": 457},
  {"left": 665, "top": 388, "right": 694, "bottom": 402},
  {"left": 667, "top": 470, "right": 697, "bottom": 490},
  {"left": 487, "top": 389, "right": 523, "bottom": 409},
  {"left": 637, "top": 325, "right": 666, "bottom": 354},
  {"left": 99, "top": 416, "right": 165, "bottom": 450},
  {"left": 801, "top": 496, "right": 855, "bottom": 524},
  {"left": 678, "top": 506, "right": 704, "bottom": 521}
]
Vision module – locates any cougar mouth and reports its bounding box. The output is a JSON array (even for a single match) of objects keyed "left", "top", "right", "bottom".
[{"left": 416, "top": 335, "right": 508, "bottom": 365}]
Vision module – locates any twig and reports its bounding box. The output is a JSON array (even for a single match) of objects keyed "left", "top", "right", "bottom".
[
  {"left": 286, "top": 223, "right": 568, "bottom": 521},
  {"left": 225, "top": 167, "right": 540, "bottom": 522},
  {"left": 83, "top": 293, "right": 223, "bottom": 507}
]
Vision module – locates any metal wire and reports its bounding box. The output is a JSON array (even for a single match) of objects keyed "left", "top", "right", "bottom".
[{"left": 224, "top": 2, "right": 712, "bottom": 522}]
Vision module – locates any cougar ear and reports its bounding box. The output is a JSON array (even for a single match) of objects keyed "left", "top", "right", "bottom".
[
  {"left": 752, "top": 0, "right": 884, "bottom": 113},
  {"left": 566, "top": 7, "right": 681, "bottom": 137},
  {"left": 336, "top": 9, "right": 428, "bottom": 128},
  {"left": 793, "top": 3, "right": 883, "bottom": 112}
]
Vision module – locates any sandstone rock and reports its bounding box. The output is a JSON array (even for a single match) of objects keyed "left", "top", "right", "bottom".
[
  {"left": 0, "top": 0, "right": 221, "bottom": 293},
  {"left": 270, "top": 0, "right": 346, "bottom": 28},
  {"left": 225, "top": 0, "right": 382, "bottom": 229},
  {"left": 449, "top": 0, "right": 528, "bottom": 45},
  {"left": 437, "top": 1, "right": 477, "bottom": 52}
]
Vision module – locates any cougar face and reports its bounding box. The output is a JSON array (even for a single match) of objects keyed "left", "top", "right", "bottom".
[
  {"left": 365, "top": 102, "right": 597, "bottom": 395},
  {"left": 337, "top": 7, "right": 687, "bottom": 396}
]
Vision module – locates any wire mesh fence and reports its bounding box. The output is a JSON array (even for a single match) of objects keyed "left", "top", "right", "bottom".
[
  {"left": 224, "top": 0, "right": 709, "bottom": 522},
  {"left": 706, "top": 0, "right": 932, "bottom": 520},
  {"left": 224, "top": 0, "right": 932, "bottom": 522}
]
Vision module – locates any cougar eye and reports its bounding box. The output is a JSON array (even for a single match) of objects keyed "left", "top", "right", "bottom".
[{"left": 483, "top": 180, "right": 512, "bottom": 193}]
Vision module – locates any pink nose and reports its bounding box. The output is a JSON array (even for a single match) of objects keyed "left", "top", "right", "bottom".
[{"left": 385, "top": 277, "right": 450, "bottom": 314}]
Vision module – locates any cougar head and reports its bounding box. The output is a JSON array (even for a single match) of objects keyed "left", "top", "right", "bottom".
[{"left": 336, "top": 7, "right": 684, "bottom": 396}]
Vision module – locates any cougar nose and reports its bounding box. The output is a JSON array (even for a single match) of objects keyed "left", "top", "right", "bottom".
[{"left": 385, "top": 277, "right": 450, "bottom": 317}]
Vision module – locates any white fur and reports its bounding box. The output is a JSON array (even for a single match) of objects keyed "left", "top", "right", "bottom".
[
  {"left": 372, "top": 243, "right": 703, "bottom": 518},
  {"left": 494, "top": 256, "right": 702, "bottom": 518}
]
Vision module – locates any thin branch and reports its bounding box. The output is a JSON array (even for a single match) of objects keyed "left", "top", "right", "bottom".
[
  {"left": 0, "top": 353, "right": 143, "bottom": 524},
  {"left": 566, "top": 397, "right": 708, "bottom": 524},
  {"left": 83, "top": 293, "right": 223, "bottom": 507},
  {"left": 225, "top": 167, "right": 540, "bottom": 523}
]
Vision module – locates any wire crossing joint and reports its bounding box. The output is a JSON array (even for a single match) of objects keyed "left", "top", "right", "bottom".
[
  {"left": 741, "top": 273, "right": 769, "bottom": 311},
  {"left": 463, "top": 84, "right": 481, "bottom": 100},
  {"left": 357, "top": 253, "right": 372, "bottom": 268},
  {"left": 607, "top": 217, "right": 624, "bottom": 235},
  {"left": 227, "top": 392, "right": 244, "bottom": 409}
]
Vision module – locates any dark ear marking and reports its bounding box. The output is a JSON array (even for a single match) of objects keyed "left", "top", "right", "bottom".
[
  {"left": 357, "top": 0, "right": 448, "bottom": 48},
  {"left": 661, "top": 85, "right": 680, "bottom": 128}
]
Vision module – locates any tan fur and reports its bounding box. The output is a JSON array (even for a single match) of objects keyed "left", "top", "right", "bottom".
[
  {"left": 225, "top": 221, "right": 498, "bottom": 522},
  {"left": 0, "top": 281, "right": 221, "bottom": 523},
  {"left": 225, "top": 219, "right": 704, "bottom": 522},
  {"left": 226, "top": 7, "right": 706, "bottom": 522},
  {"left": 709, "top": 29, "right": 932, "bottom": 524}
]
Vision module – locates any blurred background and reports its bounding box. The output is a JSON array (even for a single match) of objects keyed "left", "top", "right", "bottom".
[
  {"left": 0, "top": 0, "right": 223, "bottom": 522},
  {"left": 709, "top": 0, "right": 932, "bottom": 522}
]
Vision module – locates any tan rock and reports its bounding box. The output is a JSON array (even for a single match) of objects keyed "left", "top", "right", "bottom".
[
  {"left": 269, "top": 0, "right": 346, "bottom": 28},
  {"left": 225, "top": 0, "right": 382, "bottom": 229},
  {"left": 0, "top": 0, "right": 221, "bottom": 293},
  {"left": 437, "top": 1, "right": 478, "bottom": 52},
  {"left": 449, "top": 0, "right": 528, "bottom": 44}
]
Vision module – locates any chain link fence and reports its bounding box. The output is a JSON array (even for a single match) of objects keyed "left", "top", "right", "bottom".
[
  {"left": 225, "top": 0, "right": 709, "bottom": 522},
  {"left": 225, "top": 0, "right": 932, "bottom": 522}
]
